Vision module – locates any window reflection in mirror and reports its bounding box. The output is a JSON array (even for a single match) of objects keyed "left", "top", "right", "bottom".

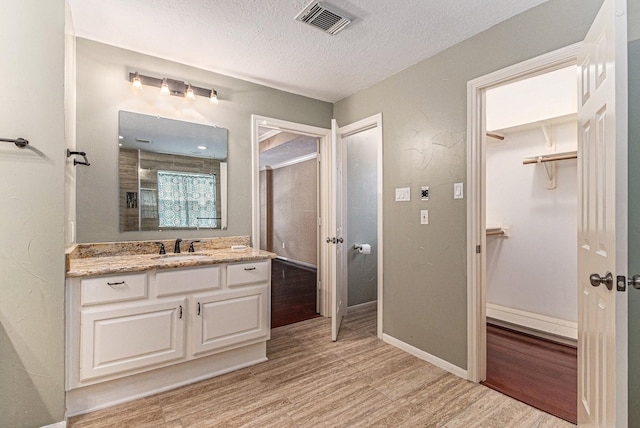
[{"left": 118, "top": 111, "right": 228, "bottom": 231}]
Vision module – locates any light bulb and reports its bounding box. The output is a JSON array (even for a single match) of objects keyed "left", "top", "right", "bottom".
[
  {"left": 160, "top": 78, "right": 170, "bottom": 95},
  {"left": 185, "top": 84, "right": 195, "bottom": 99},
  {"left": 132, "top": 72, "right": 142, "bottom": 89},
  {"left": 210, "top": 89, "right": 218, "bottom": 104}
]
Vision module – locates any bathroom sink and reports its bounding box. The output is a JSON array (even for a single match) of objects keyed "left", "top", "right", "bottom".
[{"left": 152, "top": 254, "right": 210, "bottom": 262}]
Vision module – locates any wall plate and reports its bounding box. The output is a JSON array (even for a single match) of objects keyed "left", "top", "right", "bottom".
[{"left": 421, "top": 186, "right": 429, "bottom": 201}]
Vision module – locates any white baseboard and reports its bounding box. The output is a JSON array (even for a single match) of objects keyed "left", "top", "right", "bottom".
[
  {"left": 347, "top": 300, "right": 377, "bottom": 312},
  {"left": 40, "top": 422, "right": 66, "bottom": 428},
  {"left": 382, "top": 334, "right": 467, "bottom": 380},
  {"left": 486, "top": 303, "right": 577, "bottom": 342}
]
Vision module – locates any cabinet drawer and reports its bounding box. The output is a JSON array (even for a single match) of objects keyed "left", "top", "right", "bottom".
[
  {"left": 227, "top": 260, "right": 270, "bottom": 287},
  {"left": 81, "top": 273, "right": 147, "bottom": 306},
  {"left": 156, "top": 265, "right": 221, "bottom": 296}
]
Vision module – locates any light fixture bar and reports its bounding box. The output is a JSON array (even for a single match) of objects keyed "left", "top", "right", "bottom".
[{"left": 128, "top": 72, "right": 218, "bottom": 101}]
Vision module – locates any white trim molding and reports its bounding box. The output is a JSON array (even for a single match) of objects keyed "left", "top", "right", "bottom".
[
  {"left": 41, "top": 423, "right": 66, "bottom": 428},
  {"left": 466, "top": 42, "right": 581, "bottom": 383},
  {"left": 486, "top": 303, "right": 577, "bottom": 341},
  {"left": 383, "top": 334, "right": 467, "bottom": 379},
  {"left": 263, "top": 152, "right": 318, "bottom": 171}
]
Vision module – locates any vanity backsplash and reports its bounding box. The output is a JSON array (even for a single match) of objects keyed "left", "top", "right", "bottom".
[{"left": 67, "top": 235, "right": 250, "bottom": 259}]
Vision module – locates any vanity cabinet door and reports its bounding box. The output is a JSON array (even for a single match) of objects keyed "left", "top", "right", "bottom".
[
  {"left": 192, "top": 285, "right": 269, "bottom": 356},
  {"left": 80, "top": 299, "right": 186, "bottom": 382}
]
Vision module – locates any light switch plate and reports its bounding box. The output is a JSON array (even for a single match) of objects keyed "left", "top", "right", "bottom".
[
  {"left": 395, "top": 187, "right": 411, "bottom": 202},
  {"left": 420, "top": 210, "right": 429, "bottom": 225},
  {"left": 454, "top": 182, "right": 464, "bottom": 199}
]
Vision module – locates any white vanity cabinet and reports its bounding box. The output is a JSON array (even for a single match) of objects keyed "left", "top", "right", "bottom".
[{"left": 66, "top": 259, "right": 271, "bottom": 407}]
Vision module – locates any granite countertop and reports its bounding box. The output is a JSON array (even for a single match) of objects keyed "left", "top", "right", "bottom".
[
  {"left": 67, "top": 247, "right": 276, "bottom": 278},
  {"left": 66, "top": 237, "right": 276, "bottom": 277}
]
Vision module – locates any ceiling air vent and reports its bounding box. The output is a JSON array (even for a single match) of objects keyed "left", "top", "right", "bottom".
[{"left": 295, "top": 1, "right": 353, "bottom": 35}]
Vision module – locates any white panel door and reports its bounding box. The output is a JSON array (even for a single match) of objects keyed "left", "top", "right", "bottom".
[
  {"left": 577, "top": 0, "right": 627, "bottom": 425},
  {"left": 331, "top": 119, "right": 347, "bottom": 341}
]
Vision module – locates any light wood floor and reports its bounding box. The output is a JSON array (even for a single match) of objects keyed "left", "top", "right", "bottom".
[{"left": 68, "top": 305, "right": 573, "bottom": 427}]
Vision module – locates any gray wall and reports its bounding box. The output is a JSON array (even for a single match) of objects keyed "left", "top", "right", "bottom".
[
  {"left": 75, "top": 39, "right": 333, "bottom": 243},
  {"left": 346, "top": 127, "right": 378, "bottom": 306},
  {"left": 0, "top": 0, "right": 66, "bottom": 426},
  {"left": 334, "top": 0, "right": 603, "bottom": 369},
  {"left": 270, "top": 160, "right": 318, "bottom": 266},
  {"left": 628, "top": 37, "right": 640, "bottom": 427}
]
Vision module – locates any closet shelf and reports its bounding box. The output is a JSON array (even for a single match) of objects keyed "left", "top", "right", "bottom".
[
  {"left": 522, "top": 150, "right": 577, "bottom": 165},
  {"left": 487, "top": 113, "right": 577, "bottom": 136},
  {"left": 486, "top": 227, "right": 510, "bottom": 238}
]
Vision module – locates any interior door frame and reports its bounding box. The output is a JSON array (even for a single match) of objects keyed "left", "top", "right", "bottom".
[
  {"left": 336, "top": 113, "right": 384, "bottom": 339},
  {"left": 251, "top": 115, "right": 332, "bottom": 316},
  {"left": 465, "top": 43, "right": 581, "bottom": 383}
]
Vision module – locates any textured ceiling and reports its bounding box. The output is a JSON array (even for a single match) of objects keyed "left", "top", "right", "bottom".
[{"left": 67, "top": 0, "right": 549, "bottom": 102}]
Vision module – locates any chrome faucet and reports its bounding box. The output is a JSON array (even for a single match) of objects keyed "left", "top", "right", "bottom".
[{"left": 174, "top": 238, "right": 182, "bottom": 253}]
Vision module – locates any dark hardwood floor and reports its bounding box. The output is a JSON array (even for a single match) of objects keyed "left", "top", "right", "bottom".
[
  {"left": 271, "top": 258, "right": 319, "bottom": 328},
  {"left": 482, "top": 324, "right": 577, "bottom": 424}
]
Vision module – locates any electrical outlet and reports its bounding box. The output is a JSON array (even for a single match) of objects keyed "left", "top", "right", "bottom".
[{"left": 420, "top": 210, "right": 429, "bottom": 225}]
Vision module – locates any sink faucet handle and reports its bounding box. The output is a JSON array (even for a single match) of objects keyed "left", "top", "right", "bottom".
[
  {"left": 174, "top": 238, "right": 183, "bottom": 253},
  {"left": 188, "top": 240, "right": 201, "bottom": 253},
  {"left": 154, "top": 242, "right": 166, "bottom": 255}
]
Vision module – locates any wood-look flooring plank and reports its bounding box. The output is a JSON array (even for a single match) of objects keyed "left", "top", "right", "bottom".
[
  {"left": 69, "top": 306, "right": 573, "bottom": 428},
  {"left": 482, "top": 324, "right": 577, "bottom": 424},
  {"left": 271, "top": 259, "right": 319, "bottom": 328}
]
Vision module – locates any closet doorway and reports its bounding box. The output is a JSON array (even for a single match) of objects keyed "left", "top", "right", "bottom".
[{"left": 481, "top": 65, "right": 578, "bottom": 423}]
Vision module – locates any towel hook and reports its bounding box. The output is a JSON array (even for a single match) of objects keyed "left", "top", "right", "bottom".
[{"left": 67, "top": 149, "right": 90, "bottom": 166}]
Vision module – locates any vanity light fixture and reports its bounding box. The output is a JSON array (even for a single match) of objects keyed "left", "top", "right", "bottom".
[
  {"left": 132, "top": 72, "right": 143, "bottom": 89},
  {"left": 185, "top": 84, "right": 195, "bottom": 99},
  {"left": 128, "top": 72, "right": 219, "bottom": 104},
  {"left": 160, "top": 78, "right": 170, "bottom": 95}
]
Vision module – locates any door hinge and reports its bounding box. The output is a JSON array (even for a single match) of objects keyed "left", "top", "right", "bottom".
[{"left": 476, "top": 245, "right": 481, "bottom": 254}]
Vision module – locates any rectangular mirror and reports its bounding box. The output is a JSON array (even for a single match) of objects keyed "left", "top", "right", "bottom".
[{"left": 118, "top": 111, "right": 228, "bottom": 231}]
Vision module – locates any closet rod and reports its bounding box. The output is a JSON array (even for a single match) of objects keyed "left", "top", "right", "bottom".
[
  {"left": 486, "top": 230, "right": 506, "bottom": 237},
  {"left": 486, "top": 132, "right": 505, "bottom": 141},
  {"left": 522, "top": 153, "right": 577, "bottom": 165}
]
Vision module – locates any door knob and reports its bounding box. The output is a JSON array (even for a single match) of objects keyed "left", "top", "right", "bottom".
[
  {"left": 337, "top": 237, "right": 344, "bottom": 243},
  {"left": 629, "top": 274, "right": 640, "bottom": 289},
  {"left": 589, "top": 272, "right": 613, "bottom": 290}
]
